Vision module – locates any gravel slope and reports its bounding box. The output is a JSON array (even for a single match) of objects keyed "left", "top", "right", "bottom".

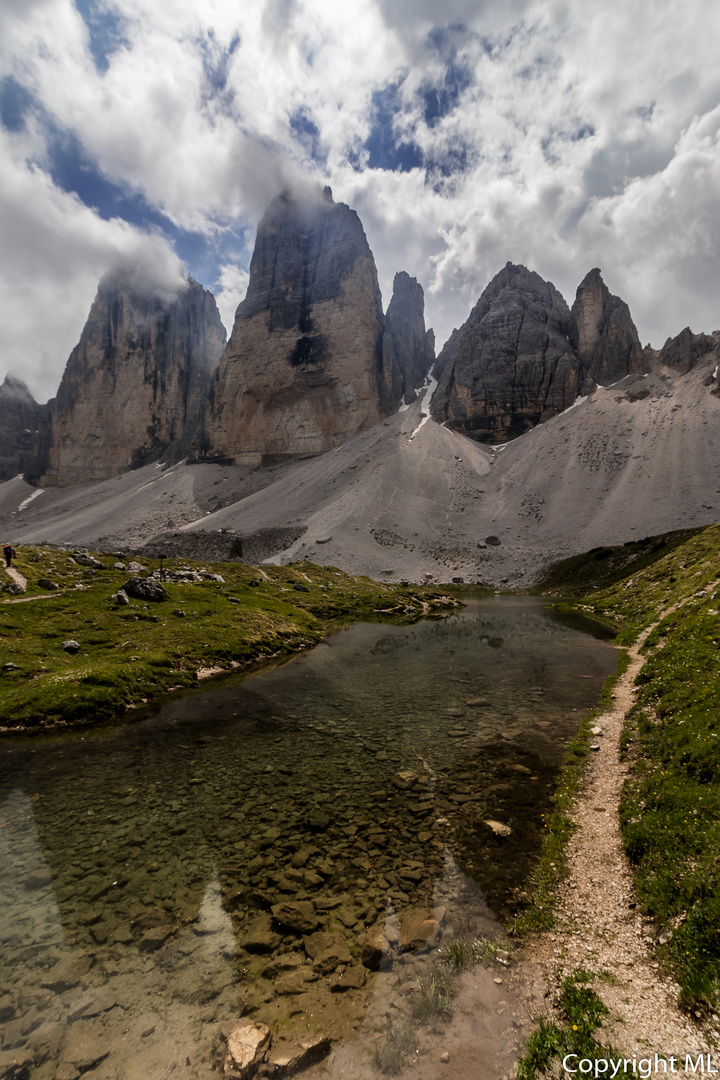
[{"left": 2, "top": 363, "right": 718, "bottom": 586}]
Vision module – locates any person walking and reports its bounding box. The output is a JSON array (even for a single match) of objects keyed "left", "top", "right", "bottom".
[{"left": 3, "top": 544, "right": 15, "bottom": 568}]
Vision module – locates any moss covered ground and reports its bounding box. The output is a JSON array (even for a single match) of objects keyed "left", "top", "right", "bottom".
[{"left": 0, "top": 546, "right": 458, "bottom": 732}]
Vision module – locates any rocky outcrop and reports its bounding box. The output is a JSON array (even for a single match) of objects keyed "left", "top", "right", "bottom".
[
  {"left": 431, "top": 263, "right": 579, "bottom": 443},
  {"left": 0, "top": 376, "right": 47, "bottom": 482},
  {"left": 571, "top": 268, "right": 643, "bottom": 391},
  {"left": 384, "top": 272, "right": 435, "bottom": 403},
  {"left": 35, "top": 273, "right": 226, "bottom": 485},
  {"left": 658, "top": 327, "right": 719, "bottom": 375},
  {"left": 206, "top": 187, "right": 402, "bottom": 463}
]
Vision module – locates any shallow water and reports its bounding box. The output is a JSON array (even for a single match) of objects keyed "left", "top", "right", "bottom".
[{"left": 0, "top": 596, "right": 617, "bottom": 1079}]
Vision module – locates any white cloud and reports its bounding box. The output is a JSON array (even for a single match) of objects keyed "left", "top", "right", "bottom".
[{"left": 213, "top": 262, "right": 249, "bottom": 335}]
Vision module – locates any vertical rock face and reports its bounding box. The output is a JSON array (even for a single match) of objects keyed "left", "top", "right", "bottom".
[
  {"left": 206, "top": 187, "right": 400, "bottom": 463},
  {"left": 571, "top": 268, "right": 643, "bottom": 391},
  {"left": 658, "top": 327, "right": 719, "bottom": 374},
  {"left": 384, "top": 272, "right": 435, "bottom": 403},
  {"left": 431, "top": 263, "right": 579, "bottom": 443},
  {"left": 0, "top": 376, "right": 46, "bottom": 482},
  {"left": 37, "top": 274, "right": 226, "bottom": 485}
]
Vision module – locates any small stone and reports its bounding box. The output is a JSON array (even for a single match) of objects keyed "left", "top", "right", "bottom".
[
  {"left": 494, "top": 977, "right": 503, "bottom": 984},
  {"left": 241, "top": 915, "right": 283, "bottom": 953},
  {"left": 316, "top": 536, "right": 332, "bottom": 544},
  {"left": 391, "top": 770, "right": 418, "bottom": 790},
  {"left": 362, "top": 923, "right": 392, "bottom": 970},
  {"left": 114, "top": 589, "right": 130, "bottom": 606},
  {"left": 37, "top": 578, "right": 59, "bottom": 590},
  {"left": 221, "top": 1020, "right": 271, "bottom": 1079},
  {"left": 440, "top": 1051, "right": 450, "bottom": 1063},
  {"left": 138, "top": 924, "right": 176, "bottom": 952},
  {"left": 62, "top": 640, "right": 81, "bottom": 654},
  {"left": 293, "top": 583, "right": 310, "bottom": 592},
  {"left": 590, "top": 743, "right": 601, "bottom": 752},
  {"left": 271, "top": 901, "right": 319, "bottom": 934},
  {"left": 304, "top": 931, "right": 351, "bottom": 974},
  {"left": 330, "top": 966, "right": 366, "bottom": 991},
  {"left": 485, "top": 820, "right": 512, "bottom": 838}
]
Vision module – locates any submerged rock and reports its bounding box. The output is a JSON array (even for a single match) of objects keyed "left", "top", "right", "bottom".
[{"left": 218, "top": 1020, "right": 271, "bottom": 1080}]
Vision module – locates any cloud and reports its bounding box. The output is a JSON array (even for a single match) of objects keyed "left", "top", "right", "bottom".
[{"left": 1, "top": 0, "right": 720, "bottom": 400}]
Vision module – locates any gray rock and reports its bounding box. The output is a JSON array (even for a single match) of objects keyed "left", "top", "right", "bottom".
[
  {"left": 123, "top": 576, "right": 167, "bottom": 602},
  {"left": 114, "top": 589, "right": 130, "bottom": 606},
  {"left": 571, "top": 268, "right": 643, "bottom": 391},
  {"left": 432, "top": 263, "right": 579, "bottom": 442},
  {"left": 62, "top": 640, "right": 81, "bottom": 654},
  {"left": 293, "top": 583, "right": 310, "bottom": 592},
  {"left": 0, "top": 374, "right": 45, "bottom": 483},
  {"left": 73, "top": 552, "right": 105, "bottom": 568},
  {"left": 37, "top": 578, "right": 59, "bottom": 590},
  {"left": 385, "top": 271, "right": 435, "bottom": 401}
]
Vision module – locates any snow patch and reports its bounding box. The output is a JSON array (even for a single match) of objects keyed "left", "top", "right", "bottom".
[
  {"left": 409, "top": 372, "right": 439, "bottom": 440},
  {"left": 398, "top": 397, "right": 409, "bottom": 412},
  {"left": 713, "top": 365, "right": 718, "bottom": 379},
  {"left": 560, "top": 394, "right": 588, "bottom": 416},
  {"left": 17, "top": 488, "right": 44, "bottom": 512}
]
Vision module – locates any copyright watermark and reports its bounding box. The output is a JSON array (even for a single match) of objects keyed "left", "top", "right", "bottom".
[{"left": 562, "top": 1055, "right": 719, "bottom": 1077}]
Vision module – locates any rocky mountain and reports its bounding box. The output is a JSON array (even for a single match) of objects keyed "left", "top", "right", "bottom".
[
  {"left": 657, "top": 326, "right": 720, "bottom": 377},
  {"left": 431, "top": 263, "right": 644, "bottom": 443},
  {"left": 431, "top": 263, "right": 580, "bottom": 442},
  {"left": 206, "top": 187, "right": 424, "bottom": 463},
  {"left": 0, "top": 376, "right": 46, "bottom": 483},
  {"left": 571, "top": 267, "right": 643, "bottom": 391},
  {"left": 384, "top": 272, "right": 436, "bottom": 403},
  {"left": 34, "top": 273, "right": 226, "bottom": 486}
]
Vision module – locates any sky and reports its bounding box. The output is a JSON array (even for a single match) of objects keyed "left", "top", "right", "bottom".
[{"left": 2, "top": 0, "right": 720, "bottom": 402}]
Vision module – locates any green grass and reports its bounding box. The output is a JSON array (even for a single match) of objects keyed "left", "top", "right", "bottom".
[
  {"left": 409, "top": 969, "right": 454, "bottom": 1028},
  {"left": 373, "top": 1016, "right": 417, "bottom": 1075},
  {"left": 0, "top": 546, "right": 459, "bottom": 731},
  {"left": 517, "top": 970, "right": 619, "bottom": 1080}
]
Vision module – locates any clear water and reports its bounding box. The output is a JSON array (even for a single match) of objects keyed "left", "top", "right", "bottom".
[{"left": 0, "top": 597, "right": 617, "bottom": 1079}]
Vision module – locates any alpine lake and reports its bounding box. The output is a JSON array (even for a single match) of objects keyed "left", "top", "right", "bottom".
[{"left": 0, "top": 594, "right": 618, "bottom": 1079}]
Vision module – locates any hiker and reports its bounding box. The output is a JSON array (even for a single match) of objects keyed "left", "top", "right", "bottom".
[{"left": 4, "top": 544, "right": 15, "bottom": 568}]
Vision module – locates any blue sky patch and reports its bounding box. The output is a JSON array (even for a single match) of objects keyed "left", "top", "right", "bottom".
[
  {"left": 0, "top": 76, "right": 36, "bottom": 133},
  {"left": 74, "top": 0, "right": 129, "bottom": 74},
  {"left": 365, "top": 85, "right": 423, "bottom": 172}
]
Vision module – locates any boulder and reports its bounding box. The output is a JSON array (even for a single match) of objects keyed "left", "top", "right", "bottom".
[
  {"left": 37, "top": 578, "right": 59, "bottom": 590},
  {"left": 114, "top": 589, "right": 130, "bottom": 606},
  {"left": 62, "top": 640, "right": 81, "bottom": 654},
  {"left": 123, "top": 576, "right": 167, "bottom": 602}
]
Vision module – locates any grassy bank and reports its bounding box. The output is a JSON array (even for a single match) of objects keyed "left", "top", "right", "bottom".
[
  {"left": 532, "top": 524, "right": 720, "bottom": 1014},
  {"left": 0, "top": 545, "right": 458, "bottom": 731}
]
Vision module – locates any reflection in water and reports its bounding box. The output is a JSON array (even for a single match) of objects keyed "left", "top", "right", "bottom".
[{"left": 0, "top": 598, "right": 617, "bottom": 1078}]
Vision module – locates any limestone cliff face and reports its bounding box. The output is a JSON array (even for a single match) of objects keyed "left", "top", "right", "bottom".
[
  {"left": 384, "top": 272, "right": 435, "bottom": 403},
  {"left": 37, "top": 274, "right": 226, "bottom": 485},
  {"left": 658, "top": 327, "right": 720, "bottom": 374},
  {"left": 206, "top": 188, "right": 401, "bottom": 462},
  {"left": 431, "top": 263, "right": 579, "bottom": 443},
  {"left": 571, "top": 268, "right": 643, "bottom": 391},
  {"left": 0, "top": 376, "right": 46, "bottom": 482}
]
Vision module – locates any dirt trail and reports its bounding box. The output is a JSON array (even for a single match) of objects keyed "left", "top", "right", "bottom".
[
  {"left": 513, "top": 620, "right": 714, "bottom": 1062},
  {"left": 3, "top": 565, "right": 26, "bottom": 590}
]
